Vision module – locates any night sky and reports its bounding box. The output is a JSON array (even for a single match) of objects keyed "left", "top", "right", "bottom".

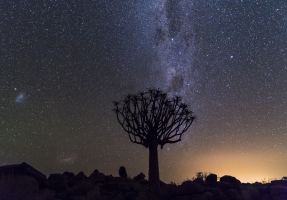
[{"left": 1, "top": 0, "right": 286, "bottom": 183}]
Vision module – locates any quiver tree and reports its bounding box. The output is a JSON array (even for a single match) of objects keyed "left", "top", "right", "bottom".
[{"left": 113, "top": 88, "right": 196, "bottom": 200}]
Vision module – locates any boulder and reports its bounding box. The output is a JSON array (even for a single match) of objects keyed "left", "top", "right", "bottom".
[
  {"left": 67, "top": 181, "right": 95, "bottom": 196},
  {"left": 204, "top": 191, "right": 215, "bottom": 199},
  {"left": 241, "top": 189, "right": 253, "bottom": 200},
  {"left": 162, "top": 184, "right": 178, "bottom": 199},
  {"left": 106, "top": 174, "right": 116, "bottom": 182},
  {"left": 70, "top": 196, "right": 87, "bottom": 200},
  {"left": 271, "top": 180, "right": 287, "bottom": 187},
  {"left": 67, "top": 173, "right": 87, "bottom": 187},
  {"left": 192, "top": 192, "right": 213, "bottom": 200},
  {"left": 134, "top": 172, "right": 145, "bottom": 181},
  {"left": 48, "top": 173, "right": 67, "bottom": 192},
  {"left": 174, "top": 195, "right": 193, "bottom": 200},
  {"left": 75, "top": 171, "right": 87, "bottom": 180},
  {"left": 177, "top": 181, "right": 204, "bottom": 195},
  {"left": 138, "top": 179, "right": 148, "bottom": 185},
  {"left": 253, "top": 182, "right": 263, "bottom": 186},
  {"left": 204, "top": 187, "right": 227, "bottom": 200},
  {"left": 270, "top": 186, "right": 287, "bottom": 200},
  {"left": 261, "top": 194, "right": 271, "bottom": 200},
  {"left": 63, "top": 171, "right": 75, "bottom": 179},
  {"left": 225, "top": 189, "right": 241, "bottom": 200},
  {"left": 89, "top": 169, "right": 106, "bottom": 184},
  {"left": 193, "top": 177, "right": 205, "bottom": 185},
  {"left": 86, "top": 186, "right": 102, "bottom": 200},
  {"left": 99, "top": 182, "right": 139, "bottom": 199},
  {"left": 215, "top": 181, "right": 233, "bottom": 192},
  {"left": 0, "top": 175, "right": 53, "bottom": 200},
  {"left": 220, "top": 175, "right": 241, "bottom": 191},
  {"left": 205, "top": 173, "right": 217, "bottom": 186},
  {"left": 119, "top": 166, "right": 127, "bottom": 179},
  {"left": 256, "top": 186, "right": 268, "bottom": 194},
  {"left": 240, "top": 186, "right": 260, "bottom": 200},
  {"left": 0, "top": 162, "right": 47, "bottom": 188}
]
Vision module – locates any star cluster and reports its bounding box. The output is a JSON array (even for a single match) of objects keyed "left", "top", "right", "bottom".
[{"left": 0, "top": 0, "right": 286, "bottom": 183}]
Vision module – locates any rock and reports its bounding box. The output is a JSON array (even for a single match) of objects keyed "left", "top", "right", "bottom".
[
  {"left": 241, "top": 189, "right": 252, "bottom": 200},
  {"left": 252, "top": 182, "right": 263, "bottom": 188},
  {"left": 86, "top": 186, "right": 102, "bottom": 200},
  {"left": 256, "top": 186, "right": 268, "bottom": 194},
  {"left": 138, "top": 179, "right": 148, "bottom": 185},
  {"left": 0, "top": 162, "right": 47, "bottom": 188},
  {"left": 106, "top": 174, "right": 116, "bottom": 182},
  {"left": 4, "top": 162, "right": 282, "bottom": 200},
  {"left": 67, "top": 180, "right": 95, "bottom": 196},
  {"left": 192, "top": 192, "right": 213, "bottom": 200},
  {"left": 193, "top": 177, "right": 205, "bottom": 185},
  {"left": 89, "top": 169, "right": 106, "bottom": 184},
  {"left": 177, "top": 181, "right": 204, "bottom": 195},
  {"left": 75, "top": 171, "right": 87, "bottom": 181},
  {"left": 174, "top": 195, "right": 193, "bottom": 200},
  {"left": 0, "top": 175, "right": 53, "bottom": 200},
  {"left": 134, "top": 172, "right": 145, "bottom": 181},
  {"left": 61, "top": 171, "right": 87, "bottom": 189},
  {"left": 115, "top": 192, "right": 125, "bottom": 200},
  {"left": 63, "top": 171, "right": 75, "bottom": 179},
  {"left": 225, "top": 189, "right": 241, "bottom": 200},
  {"left": 240, "top": 186, "right": 260, "bottom": 200},
  {"left": 271, "top": 180, "right": 287, "bottom": 187},
  {"left": 99, "top": 182, "right": 139, "bottom": 199},
  {"left": 261, "top": 194, "right": 271, "bottom": 200},
  {"left": 48, "top": 173, "right": 67, "bottom": 192},
  {"left": 205, "top": 173, "right": 217, "bottom": 186},
  {"left": 220, "top": 175, "right": 241, "bottom": 191},
  {"left": 270, "top": 186, "right": 287, "bottom": 200},
  {"left": 215, "top": 181, "right": 233, "bottom": 192},
  {"left": 204, "top": 187, "right": 226, "bottom": 200},
  {"left": 61, "top": 171, "right": 77, "bottom": 188},
  {"left": 119, "top": 166, "right": 127, "bottom": 179},
  {"left": 70, "top": 196, "right": 87, "bottom": 200},
  {"left": 203, "top": 192, "right": 214, "bottom": 199},
  {"left": 54, "top": 192, "right": 68, "bottom": 199},
  {"left": 162, "top": 184, "right": 178, "bottom": 200}
]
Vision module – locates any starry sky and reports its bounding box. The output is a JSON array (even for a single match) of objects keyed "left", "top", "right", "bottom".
[{"left": 1, "top": 0, "right": 286, "bottom": 183}]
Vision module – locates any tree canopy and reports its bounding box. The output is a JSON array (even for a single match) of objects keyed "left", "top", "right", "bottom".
[{"left": 113, "top": 88, "right": 196, "bottom": 149}]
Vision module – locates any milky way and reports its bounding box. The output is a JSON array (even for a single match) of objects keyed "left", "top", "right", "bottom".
[
  {"left": 152, "top": 0, "right": 195, "bottom": 93},
  {"left": 0, "top": 0, "right": 286, "bottom": 183}
]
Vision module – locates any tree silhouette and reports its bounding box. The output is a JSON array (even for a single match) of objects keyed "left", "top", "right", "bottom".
[{"left": 113, "top": 88, "right": 196, "bottom": 200}]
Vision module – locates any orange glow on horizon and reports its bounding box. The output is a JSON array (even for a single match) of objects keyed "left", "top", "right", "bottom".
[{"left": 159, "top": 149, "right": 286, "bottom": 184}]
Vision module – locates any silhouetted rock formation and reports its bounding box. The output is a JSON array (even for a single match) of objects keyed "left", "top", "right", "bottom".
[
  {"left": 177, "top": 180, "right": 204, "bottom": 195},
  {"left": 220, "top": 175, "right": 242, "bottom": 191},
  {"left": 0, "top": 162, "right": 287, "bottom": 200},
  {"left": 271, "top": 180, "right": 287, "bottom": 187},
  {"left": 0, "top": 162, "right": 52, "bottom": 200},
  {"left": 119, "top": 166, "right": 127, "bottom": 179},
  {"left": 193, "top": 177, "right": 205, "bottom": 185},
  {"left": 48, "top": 173, "right": 67, "bottom": 192},
  {"left": 206, "top": 173, "right": 217, "bottom": 186},
  {"left": 0, "top": 162, "right": 47, "bottom": 188},
  {"left": 134, "top": 172, "right": 146, "bottom": 181},
  {"left": 88, "top": 169, "right": 105, "bottom": 184}
]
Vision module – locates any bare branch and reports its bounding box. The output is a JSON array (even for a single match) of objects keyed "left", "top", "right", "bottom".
[{"left": 112, "top": 88, "right": 196, "bottom": 149}]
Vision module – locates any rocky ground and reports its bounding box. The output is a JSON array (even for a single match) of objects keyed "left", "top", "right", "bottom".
[{"left": 0, "top": 162, "right": 286, "bottom": 200}]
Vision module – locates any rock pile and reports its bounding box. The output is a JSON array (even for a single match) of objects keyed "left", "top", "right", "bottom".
[{"left": 0, "top": 162, "right": 286, "bottom": 200}]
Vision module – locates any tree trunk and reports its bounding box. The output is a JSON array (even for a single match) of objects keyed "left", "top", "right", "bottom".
[{"left": 148, "top": 140, "right": 161, "bottom": 200}]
